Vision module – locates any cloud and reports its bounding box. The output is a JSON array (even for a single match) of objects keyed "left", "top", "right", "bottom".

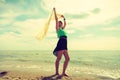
[
  {"left": 91, "top": 8, "right": 101, "bottom": 14},
  {"left": 69, "top": 37, "right": 120, "bottom": 50},
  {"left": 54, "top": 0, "right": 103, "bottom": 14},
  {"left": 65, "top": 8, "right": 101, "bottom": 20},
  {"left": 0, "top": 18, "right": 53, "bottom": 50},
  {"left": 0, "top": 31, "right": 23, "bottom": 50},
  {"left": 40, "top": 0, "right": 56, "bottom": 12},
  {"left": 79, "top": 34, "right": 94, "bottom": 39},
  {"left": 0, "top": 0, "right": 5, "bottom": 3},
  {"left": 67, "top": 29, "right": 76, "bottom": 34},
  {"left": 100, "top": 16, "right": 120, "bottom": 31},
  {"left": 65, "top": 13, "right": 89, "bottom": 19},
  {"left": 102, "top": 27, "right": 120, "bottom": 31},
  {"left": 108, "top": 16, "right": 120, "bottom": 26},
  {"left": 12, "top": 18, "right": 47, "bottom": 36},
  {"left": 0, "top": 0, "right": 47, "bottom": 19},
  {"left": 1, "top": 18, "right": 47, "bottom": 41},
  {"left": 0, "top": 18, "right": 13, "bottom": 26}
]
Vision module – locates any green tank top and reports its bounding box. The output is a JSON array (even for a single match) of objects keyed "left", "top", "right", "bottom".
[{"left": 57, "top": 27, "right": 67, "bottom": 38}]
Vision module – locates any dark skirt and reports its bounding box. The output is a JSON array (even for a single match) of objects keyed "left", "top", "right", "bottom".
[{"left": 53, "top": 36, "right": 67, "bottom": 56}]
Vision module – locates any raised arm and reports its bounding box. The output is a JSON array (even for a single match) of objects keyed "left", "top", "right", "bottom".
[
  {"left": 53, "top": 8, "right": 59, "bottom": 30},
  {"left": 61, "top": 15, "right": 66, "bottom": 29}
]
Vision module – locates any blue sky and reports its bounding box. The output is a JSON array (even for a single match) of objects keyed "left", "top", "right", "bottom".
[{"left": 0, "top": 0, "right": 120, "bottom": 50}]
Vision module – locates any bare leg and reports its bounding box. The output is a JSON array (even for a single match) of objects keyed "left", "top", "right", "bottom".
[
  {"left": 55, "top": 50, "right": 64, "bottom": 75},
  {"left": 62, "top": 50, "right": 70, "bottom": 76}
]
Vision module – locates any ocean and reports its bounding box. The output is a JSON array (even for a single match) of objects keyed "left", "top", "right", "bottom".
[{"left": 0, "top": 50, "right": 120, "bottom": 79}]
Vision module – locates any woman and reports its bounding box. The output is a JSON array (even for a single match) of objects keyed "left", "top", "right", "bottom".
[{"left": 53, "top": 8, "right": 70, "bottom": 77}]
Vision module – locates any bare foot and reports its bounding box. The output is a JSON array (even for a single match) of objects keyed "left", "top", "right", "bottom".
[
  {"left": 56, "top": 74, "right": 69, "bottom": 79},
  {"left": 51, "top": 73, "right": 59, "bottom": 77},
  {"left": 62, "top": 74, "right": 69, "bottom": 77}
]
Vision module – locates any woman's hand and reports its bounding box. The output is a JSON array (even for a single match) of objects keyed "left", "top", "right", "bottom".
[
  {"left": 61, "top": 15, "right": 64, "bottom": 18},
  {"left": 53, "top": 7, "right": 55, "bottom": 11},
  {"left": 61, "top": 15, "right": 65, "bottom": 20}
]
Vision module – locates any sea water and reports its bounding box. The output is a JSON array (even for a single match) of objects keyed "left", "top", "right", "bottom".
[{"left": 0, "top": 50, "right": 120, "bottom": 79}]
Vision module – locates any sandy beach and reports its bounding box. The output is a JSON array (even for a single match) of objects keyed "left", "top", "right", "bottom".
[{"left": 0, "top": 70, "right": 117, "bottom": 80}]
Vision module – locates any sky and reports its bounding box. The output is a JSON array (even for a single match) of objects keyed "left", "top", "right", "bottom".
[{"left": 0, "top": 0, "right": 120, "bottom": 50}]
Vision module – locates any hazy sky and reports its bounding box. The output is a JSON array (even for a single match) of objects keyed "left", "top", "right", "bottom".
[{"left": 0, "top": 0, "right": 120, "bottom": 50}]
